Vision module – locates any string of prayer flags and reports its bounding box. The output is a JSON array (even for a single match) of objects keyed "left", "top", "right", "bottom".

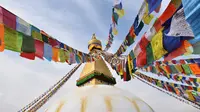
[
  {"left": 135, "top": 72, "right": 200, "bottom": 105},
  {"left": 131, "top": 0, "right": 198, "bottom": 68},
  {"left": 135, "top": 74, "right": 200, "bottom": 109},
  {"left": 104, "top": 0, "right": 125, "bottom": 51},
  {"left": 141, "top": 58, "right": 200, "bottom": 78},
  {"left": 111, "top": 58, "right": 132, "bottom": 81},
  {"left": 114, "top": 1, "right": 154, "bottom": 56},
  {"left": 115, "top": 1, "right": 147, "bottom": 56},
  {"left": 0, "top": 6, "right": 93, "bottom": 64}
]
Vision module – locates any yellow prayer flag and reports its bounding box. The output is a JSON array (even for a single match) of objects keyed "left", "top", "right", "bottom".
[
  {"left": 174, "top": 64, "right": 183, "bottom": 73},
  {"left": 128, "top": 55, "right": 133, "bottom": 77},
  {"left": 32, "top": 30, "right": 42, "bottom": 41},
  {"left": 177, "top": 75, "right": 182, "bottom": 81},
  {"left": 184, "top": 46, "right": 193, "bottom": 55},
  {"left": 171, "top": 0, "right": 182, "bottom": 8},
  {"left": 142, "top": 2, "right": 154, "bottom": 25},
  {"left": 186, "top": 90, "right": 195, "bottom": 101},
  {"left": 119, "top": 63, "right": 123, "bottom": 76},
  {"left": 150, "top": 28, "right": 168, "bottom": 60},
  {"left": 112, "top": 27, "right": 118, "bottom": 35},
  {"left": 115, "top": 9, "right": 125, "bottom": 18},
  {"left": 197, "top": 78, "right": 200, "bottom": 83},
  {"left": 170, "top": 83, "right": 175, "bottom": 88},
  {"left": 143, "top": 14, "right": 154, "bottom": 25}
]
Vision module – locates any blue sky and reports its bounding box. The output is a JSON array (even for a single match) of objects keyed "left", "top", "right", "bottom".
[{"left": 0, "top": 0, "right": 199, "bottom": 112}]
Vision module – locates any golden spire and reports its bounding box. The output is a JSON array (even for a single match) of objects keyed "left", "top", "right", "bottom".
[
  {"left": 92, "top": 33, "right": 96, "bottom": 39},
  {"left": 88, "top": 33, "right": 102, "bottom": 51}
]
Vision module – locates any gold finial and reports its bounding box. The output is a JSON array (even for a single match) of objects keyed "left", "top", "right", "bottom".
[
  {"left": 92, "top": 33, "right": 96, "bottom": 39},
  {"left": 88, "top": 33, "right": 102, "bottom": 51}
]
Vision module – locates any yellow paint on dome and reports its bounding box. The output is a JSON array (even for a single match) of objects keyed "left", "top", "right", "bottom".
[
  {"left": 124, "top": 96, "right": 140, "bottom": 112},
  {"left": 56, "top": 101, "right": 65, "bottom": 112},
  {"left": 105, "top": 96, "right": 112, "bottom": 112},
  {"left": 81, "top": 97, "right": 87, "bottom": 112}
]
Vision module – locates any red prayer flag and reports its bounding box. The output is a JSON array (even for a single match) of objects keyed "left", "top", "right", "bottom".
[
  {"left": 159, "top": 3, "right": 176, "bottom": 24},
  {"left": 139, "top": 34, "right": 149, "bottom": 51},
  {"left": 180, "top": 60, "right": 186, "bottom": 64},
  {"left": 35, "top": 40, "right": 44, "bottom": 60},
  {"left": 0, "top": 6, "right": 16, "bottom": 30},
  {"left": 136, "top": 51, "right": 147, "bottom": 67},
  {"left": 164, "top": 41, "right": 187, "bottom": 61},
  {"left": 20, "top": 52, "right": 35, "bottom": 60},
  {"left": 49, "top": 38, "right": 58, "bottom": 47},
  {"left": 153, "top": 19, "right": 162, "bottom": 32}
]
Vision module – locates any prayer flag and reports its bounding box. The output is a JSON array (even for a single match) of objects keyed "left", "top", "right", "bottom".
[
  {"left": 20, "top": 52, "right": 35, "bottom": 60},
  {"left": 35, "top": 40, "right": 44, "bottom": 60},
  {"left": 16, "top": 17, "right": 31, "bottom": 36},
  {"left": 21, "top": 34, "right": 35, "bottom": 53},
  {"left": 4, "top": 26, "right": 22, "bottom": 52},
  {"left": 0, "top": 6, "right": 16, "bottom": 29},
  {"left": 146, "top": 0, "right": 162, "bottom": 14},
  {"left": 44, "top": 43, "right": 52, "bottom": 61},
  {"left": 31, "top": 25, "right": 42, "bottom": 41},
  {"left": 151, "top": 28, "right": 167, "bottom": 60},
  {"left": 52, "top": 47, "right": 59, "bottom": 62},
  {"left": 0, "top": 24, "right": 4, "bottom": 51}
]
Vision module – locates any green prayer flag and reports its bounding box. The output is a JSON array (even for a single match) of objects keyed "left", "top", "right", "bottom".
[
  {"left": 126, "top": 34, "right": 135, "bottom": 46},
  {"left": 192, "top": 91, "right": 198, "bottom": 96},
  {"left": 4, "top": 26, "right": 22, "bottom": 52},
  {"left": 113, "top": 8, "right": 119, "bottom": 25},
  {"left": 129, "top": 50, "right": 135, "bottom": 59},
  {"left": 32, "top": 29, "right": 42, "bottom": 41},
  {"left": 59, "top": 49, "right": 66, "bottom": 63},
  {"left": 160, "top": 65, "right": 167, "bottom": 75},
  {"left": 156, "top": 81, "right": 162, "bottom": 87},
  {"left": 169, "top": 65, "right": 178, "bottom": 74},
  {"left": 146, "top": 43, "right": 154, "bottom": 65},
  {"left": 21, "top": 34, "right": 35, "bottom": 53},
  {"left": 152, "top": 66, "right": 157, "bottom": 73},
  {"left": 181, "top": 64, "right": 192, "bottom": 75},
  {"left": 42, "top": 34, "right": 49, "bottom": 43},
  {"left": 64, "top": 50, "right": 70, "bottom": 61},
  {"left": 193, "top": 42, "right": 200, "bottom": 54}
]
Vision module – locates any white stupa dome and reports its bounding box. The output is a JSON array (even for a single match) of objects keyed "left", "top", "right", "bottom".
[{"left": 46, "top": 85, "right": 154, "bottom": 112}]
